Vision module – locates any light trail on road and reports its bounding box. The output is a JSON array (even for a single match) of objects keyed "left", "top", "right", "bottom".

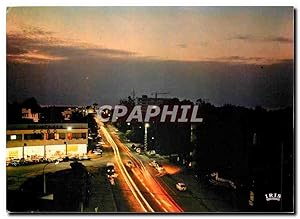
[
  {"left": 100, "top": 125, "right": 154, "bottom": 213},
  {"left": 107, "top": 125, "right": 184, "bottom": 213}
]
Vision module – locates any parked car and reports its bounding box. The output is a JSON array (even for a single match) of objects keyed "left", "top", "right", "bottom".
[
  {"left": 63, "top": 156, "right": 70, "bottom": 162},
  {"left": 93, "top": 149, "right": 103, "bottom": 155},
  {"left": 79, "top": 155, "right": 91, "bottom": 160},
  {"left": 19, "top": 158, "right": 30, "bottom": 165},
  {"left": 131, "top": 144, "right": 136, "bottom": 150},
  {"left": 208, "top": 172, "right": 237, "bottom": 190},
  {"left": 10, "top": 159, "right": 20, "bottom": 167},
  {"left": 148, "top": 150, "right": 156, "bottom": 155},
  {"left": 6, "top": 160, "right": 11, "bottom": 166},
  {"left": 69, "top": 155, "right": 79, "bottom": 161},
  {"left": 176, "top": 182, "right": 187, "bottom": 191}
]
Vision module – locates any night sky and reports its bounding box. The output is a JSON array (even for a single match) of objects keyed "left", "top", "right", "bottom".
[{"left": 6, "top": 7, "right": 294, "bottom": 108}]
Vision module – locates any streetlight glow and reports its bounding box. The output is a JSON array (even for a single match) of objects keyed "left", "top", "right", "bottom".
[{"left": 145, "top": 123, "right": 150, "bottom": 128}]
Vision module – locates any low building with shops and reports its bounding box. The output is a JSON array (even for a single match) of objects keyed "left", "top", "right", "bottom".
[{"left": 6, "top": 123, "right": 88, "bottom": 160}]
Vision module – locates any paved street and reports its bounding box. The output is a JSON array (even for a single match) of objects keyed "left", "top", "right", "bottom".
[{"left": 106, "top": 124, "right": 239, "bottom": 212}]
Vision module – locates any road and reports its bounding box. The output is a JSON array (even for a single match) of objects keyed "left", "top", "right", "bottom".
[
  {"left": 97, "top": 119, "right": 239, "bottom": 212},
  {"left": 96, "top": 116, "right": 183, "bottom": 213}
]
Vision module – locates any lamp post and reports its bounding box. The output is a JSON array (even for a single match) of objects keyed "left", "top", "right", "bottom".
[
  {"left": 43, "top": 161, "right": 59, "bottom": 195},
  {"left": 65, "top": 141, "right": 68, "bottom": 156},
  {"left": 144, "top": 123, "right": 150, "bottom": 152},
  {"left": 66, "top": 126, "right": 72, "bottom": 156}
]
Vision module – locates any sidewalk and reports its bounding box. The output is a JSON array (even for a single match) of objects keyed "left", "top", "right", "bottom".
[{"left": 84, "top": 166, "right": 117, "bottom": 213}]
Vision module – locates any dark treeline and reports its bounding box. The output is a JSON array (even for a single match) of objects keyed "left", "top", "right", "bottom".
[{"left": 193, "top": 99, "right": 293, "bottom": 211}]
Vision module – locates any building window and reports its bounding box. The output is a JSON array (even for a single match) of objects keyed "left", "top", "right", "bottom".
[
  {"left": 47, "top": 133, "right": 55, "bottom": 140},
  {"left": 24, "top": 133, "right": 44, "bottom": 140},
  {"left": 73, "top": 133, "right": 81, "bottom": 139},
  {"left": 59, "top": 133, "right": 66, "bottom": 139},
  {"left": 67, "top": 133, "right": 72, "bottom": 140},
  {"left": 7, "top": 134, "right": 22, "bottom": 141},
  {"left": 72, "top": 133, "right": 87, "bottom": 139}
]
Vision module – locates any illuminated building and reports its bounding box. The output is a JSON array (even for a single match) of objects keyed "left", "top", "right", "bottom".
[{"left": 6, "top": 123, "right": 88, "bottom": 159}]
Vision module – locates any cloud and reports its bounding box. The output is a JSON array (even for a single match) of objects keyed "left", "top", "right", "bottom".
[
  {"left": 6, "top": 30, "right": 137, "bottom": 64},
  {"left": 264, "top": 36, "right": 293, "bottom": 43},
  {"left": 176, "top": 43, "right": 187, "bottom": 48},
  {"left": 7, "top": 31, "right": 290, "bottom": 66},
  {"left": 228, "top": 35, "right": 254, "bottom": 41},
  {"left": 21, "top": 25, "right": 55, "bottom": 36},
  {"left": 6, "top": 25, "right": 292, "bottom": 66},
  {"left": 196, "top": 55, "right": 290, "bottom": 65},
  {"left": 228, "top": 34, "right": 293, "bottom": 44}
]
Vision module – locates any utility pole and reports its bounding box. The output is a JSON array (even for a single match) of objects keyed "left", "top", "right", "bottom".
[
  {"left": 150, "top": 92, "right": 170, "bottom": 152},
  {"left": 144, "top": 123, "right": 149, "bottom": 151}
]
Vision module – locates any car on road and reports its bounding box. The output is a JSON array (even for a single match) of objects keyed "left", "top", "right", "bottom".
[
  {"left": 97, "top": 141, "right": 105, "bottom": 145},
  {"left": 93, "top": 148, "right": 103, "bottom": 155},
  {"left": 176, "top": 182, "right": 187, "bottom": 191},
  {"left": 148, "top": 150, "right": 156, "bottom": 156},
  {"left": 156, "top": 164, "right": 165, "bottom": 173},
  {"left": 125, "top": 160, "right": 134, "bottom": 168},
  {"left": 149, "top": 160, "right": 158, "bottom": 167},
  {"left": 106, "top": 162, "right": 115, "bottom": 175}
]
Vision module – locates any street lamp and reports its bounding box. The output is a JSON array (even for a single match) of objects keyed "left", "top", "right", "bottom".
[
  {"left": 64, "top": 141, "right": 68, "bottom": 156},
  {"left": 43, "top": 161, "right": 59, "bottom": 195},
  {"left": 144, "top": 123, "right": 150, "bottom": 151}
]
